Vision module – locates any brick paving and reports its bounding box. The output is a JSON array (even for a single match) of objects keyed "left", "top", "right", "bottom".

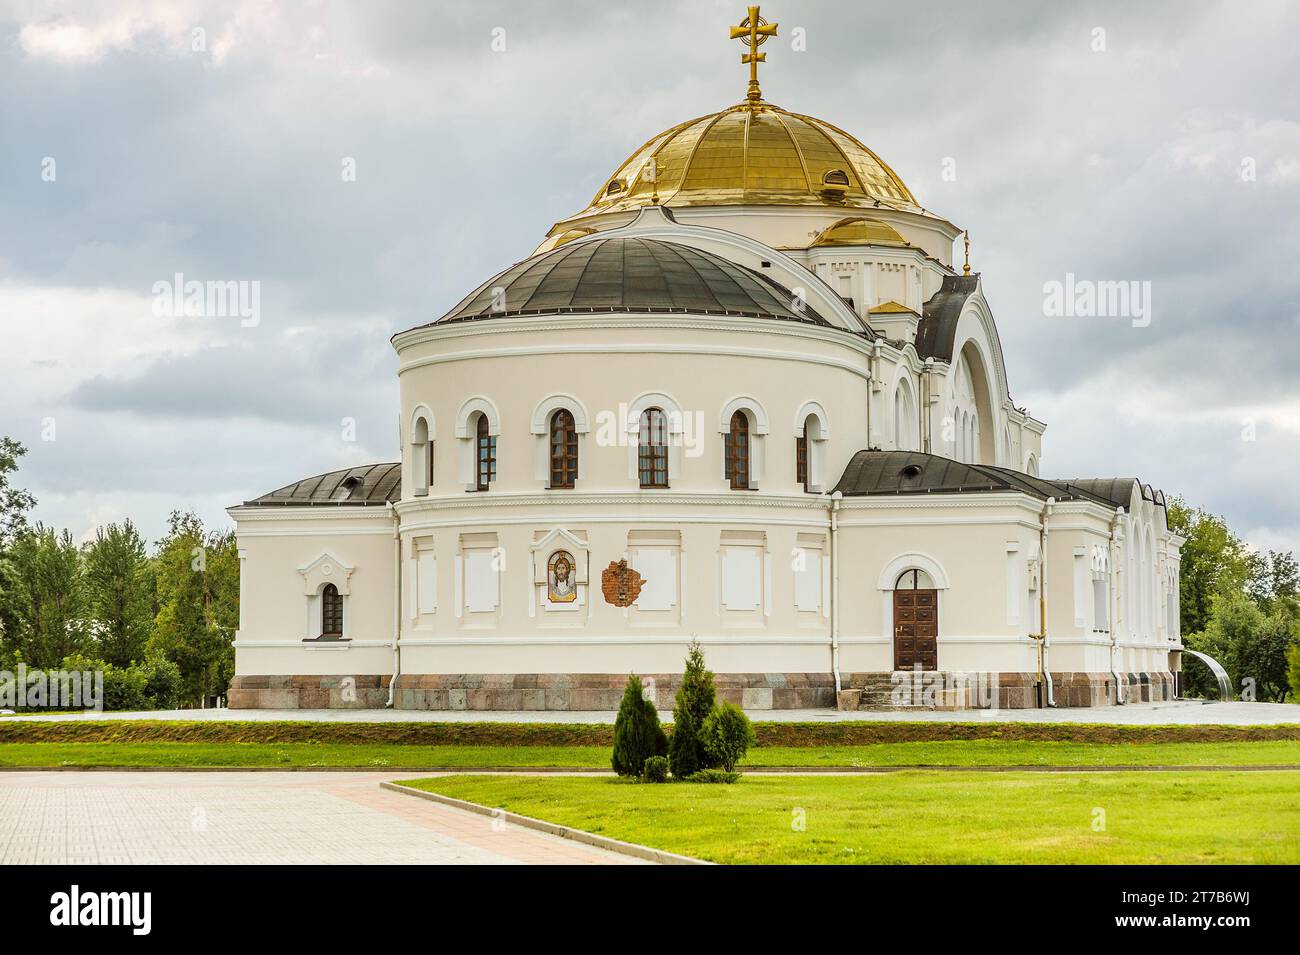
[{"left": 0, "top": 771, "right": 646, "bottom": 865}]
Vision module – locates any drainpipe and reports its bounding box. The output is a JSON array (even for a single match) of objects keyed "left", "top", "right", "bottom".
[
  {"left": 920, "top": 360, "right": 933, "bottom": 452},
  {"left": 829, "top": 491, "right": 843, "bottom": 693},
  {"left": 1035, "top": 496, "right": 1057, "bottom": 707},
  {"left": 1108, "top": 506, "right": 1125, "bottom": 704},
  {"left": 386, "top": 501, "right": 402, "bottom": 708}
]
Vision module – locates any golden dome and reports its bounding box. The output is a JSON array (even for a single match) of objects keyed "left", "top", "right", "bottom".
[
  {"left": 812, "top": 216, "right": 911, "bottom": 248},
  {"left": 570, "top": 101, "right": 919, "bottom": 221}
]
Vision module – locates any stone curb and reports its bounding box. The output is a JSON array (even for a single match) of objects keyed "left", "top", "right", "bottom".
[
  {"left": 379, "top": 780, "right": 712, "bottom": 865},
  {"left": 4, "top": 763, "right": 1300, "bottom": 773}
]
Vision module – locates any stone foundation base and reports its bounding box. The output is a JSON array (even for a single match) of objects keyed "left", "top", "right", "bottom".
[{"left": 229, "top": 670, "right": 1176, "bottom": 711}]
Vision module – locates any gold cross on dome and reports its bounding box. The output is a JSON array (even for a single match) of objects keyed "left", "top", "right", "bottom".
[{"left": 729, "top": 6, "right": 778, "bottom": 103}]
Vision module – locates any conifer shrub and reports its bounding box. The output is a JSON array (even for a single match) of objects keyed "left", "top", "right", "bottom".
[
  {"left": 642, "top": 755, "right": 669, "bottom": 783},
  {"left": 668, "top": 640, "right": 717, "bottom": 778},
  {"left": 611, "top": 675, "right": 667, "bottom": 777},
  {"left": 701, "top": 700, "right": 756, "bottom": 772}
]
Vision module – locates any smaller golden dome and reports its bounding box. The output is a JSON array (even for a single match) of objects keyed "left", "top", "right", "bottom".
[{"left": 812, "top": 217, "right": 910, "bottom": 248}]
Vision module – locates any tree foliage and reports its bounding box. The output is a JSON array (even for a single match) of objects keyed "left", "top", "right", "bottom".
[
  {"left": 84, "top": 520, "right": 155, "bottom": 668},
  {"left": 701, "top": 700, "right": 755, "bottom": 772},
  {"left": 669, "top": 640, "right": 717, "bottom": 778},
  {"left": 0, "top": 525, "right": 90, "bottom": 668},
  {"left": 0, "top": 437, "right": 37, "bottom": 551},
  {"left": 611, "top": 674, "right": 668, "bottom": 777},
  {"left": 149, "top": 511, "right": 239, "bottom": 706},
  {"left": 1166, "top": 497, "right": 1254, "bottom": 636}
]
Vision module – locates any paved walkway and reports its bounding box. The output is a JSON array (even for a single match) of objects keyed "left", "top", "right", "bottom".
[
  {"left": 0, "top": 771, "right": 645, "bottom": 865},
  {"left": 6, "top": 700, "right": 1300, "bottom": 725}
]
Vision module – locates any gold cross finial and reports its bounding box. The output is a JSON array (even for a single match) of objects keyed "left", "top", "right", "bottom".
[
  {"left": 963, "top": 230, "right": 971, "bottom": 275},
  {"left": 729, "top": 6, "right": 778, "bottom": 103}
]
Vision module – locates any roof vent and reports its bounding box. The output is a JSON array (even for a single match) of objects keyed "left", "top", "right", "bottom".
[
  {"left": 820, "top": 170, "right": 850, "bottom": 202},
  {"left": 333, "top": 476, "right": 363, "bottom": 501},
  {"left": 900, "top": 464, "right": 923, "bottom": 479}
]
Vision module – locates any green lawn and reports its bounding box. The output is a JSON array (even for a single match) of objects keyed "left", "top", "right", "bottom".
[
  {"left": 3, "top": 739, "right": 1299, "bottom": 769},
  {"left": 400, "top": 771, "right": 1300, "bottom": 864}
]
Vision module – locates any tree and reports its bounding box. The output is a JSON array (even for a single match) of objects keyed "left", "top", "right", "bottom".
[
  {"left": 1288, "top": 642, "right": 1300, "bottom": 701},
  {"left": 84, "top": 520, "right": 156, "bottom": 668},
  {"left": 0, "top": 437, "right": 37, "bottom": 552},
  {"left": 1185, "top": 594, "right": 1296, "bottom": 703},
  {"left": 1166, "top": 498, "right": 1254, "bottom": 637},
  {"left": 611, "top": 675, "right": 668, "bottom": 777},
  {"left": 1247, "top": 550, "right": 1300, "bottom": 612},
  {"left": 0, "top": 525, "right": 90, "bottom": 668},
  {"left": 149, "top": 512, "right": 239, "bottom": 706},
  {"left": 668, "top": 641, "right": 717, "bottom": 778},
  {"left": 701, "top": 700, "right": 755, "bottom": 772}
]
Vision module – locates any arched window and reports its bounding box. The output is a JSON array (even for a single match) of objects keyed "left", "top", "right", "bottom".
[
  {"left": 321, "top": 583, "right": 343, "bottom": 638},
  {"left": 895, "top": 568, "right": 936, "bottom": 590},
  {"left": 639, "top": 408, "right": 669, "bottom": 488},
  {"left": 549, "top": 409, "right": 577, "bottom": 489},
  {"left": 475, "top": 414, "right": 496, "bottom": 491},
  {"left": 796, "top": 429, "right": 809, "bottom": 491},
  {"left": 412, "top": 415, "right": 432, "bottom": 495},
  {"left": 725, "top": 410, "right": 750, "bottom": 489}
]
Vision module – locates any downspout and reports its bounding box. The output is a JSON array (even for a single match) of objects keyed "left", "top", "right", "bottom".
[
  {"left": 1035, "top": 496, "right": 1057, "bottom": 707},
  {"left": 386, "top": 501, "right": 401, "bottom": 708},
  {"left": 920, "top": 360, "right": 933, "bottom": 453},
  {"left": 829, "top": 491, "right": 843, "bottom": 693},
  {"left": 866, "top": 342, "right": 877, "bottom": 446},
  {"left": 1108, "top": 506, "right": 1125, "bottom": 704}
]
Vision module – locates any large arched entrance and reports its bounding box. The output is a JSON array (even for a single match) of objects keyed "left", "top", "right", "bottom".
[{"left": 893, "top": 568, "right": 938, "bottom": 671}]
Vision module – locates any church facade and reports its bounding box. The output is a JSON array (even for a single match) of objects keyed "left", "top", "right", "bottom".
[{"left": 227, "top": 9, "right": 1184, "bottom": 711}]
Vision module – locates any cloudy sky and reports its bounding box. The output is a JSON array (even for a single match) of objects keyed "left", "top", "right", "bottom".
[{"left": 2, "top": 0, "right": 1298, "bottom": 553}]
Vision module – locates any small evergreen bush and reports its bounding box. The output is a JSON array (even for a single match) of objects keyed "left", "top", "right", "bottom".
[
  {"left": 668, "top": 640, "right": 716, "bottom": 778},
  {"left": 701, "top": 700, "right": 756, "bottom": 772},
  {"left": 686, "top": 768, "right": 741, "bottom": 784},
  {"left": 611, "top": 675, "right": 667, "bottom": 777},
  {"left": 642, "top": 755, "right": 669, "bottom": 783}
]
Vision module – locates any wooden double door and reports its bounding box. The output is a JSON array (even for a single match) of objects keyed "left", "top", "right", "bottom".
[{"left": 893, "top": 588, "right": 938, "bottom": 671}]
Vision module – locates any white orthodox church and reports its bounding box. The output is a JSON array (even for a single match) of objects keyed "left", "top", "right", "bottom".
[{"left": 228, "top": 10, "right": 1184, "bottom": 711}]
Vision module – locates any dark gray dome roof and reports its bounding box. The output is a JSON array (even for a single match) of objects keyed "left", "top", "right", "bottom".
[
  {"left": 244, "top": 462, "right": 400, "bottom": 507},
  {"left": 425, "top": 237, "right": 831, "bottom": 328},
  {"left": 833, "top": 451, "right": 1161, "bottom": 508}
]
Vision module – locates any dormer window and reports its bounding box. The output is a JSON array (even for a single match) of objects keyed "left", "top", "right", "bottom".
[
  {"left": 606, "top": 178, "right": 626, "bottom": 196},
  {"left": 822, "top": 169, "right": 850, "bottom": 186}
]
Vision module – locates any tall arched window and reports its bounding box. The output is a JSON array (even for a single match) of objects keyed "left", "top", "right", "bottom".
[
  {"left": 796, "top": 428, "right": 809, "bottom": 491},
  {"left": 412, "top": 415, "right": 432, "bottom": 495},
  {"left": 475, "top": 414, "right": 496, "bottom": 491},
  {"left": 321, "top": 583, "right": 343, "bottom": 638},
  {"left": 549, "top": 409, "right": 577, "bottom": 489},
  {"left": 725, "top": 410, "right": 750, "bottom": 489},
  {"left": 639, "top": 408, "right": 668, "bottom": 488}
]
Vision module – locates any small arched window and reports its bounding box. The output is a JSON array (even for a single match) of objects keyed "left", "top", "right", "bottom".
[
  {"left": 321, "top": 583, "right": 343, "bottom": 638},
  {"left": 895, "top": 569, "right": 935, "bottom": 590},
  {"left": 549, "top": 409, "right": 578, "bottom": 489},
  {"left": 475, "top": 414, "right": 496, "bottom": 491},
  {"left": 638, "top": 408, "right": 668, "bottom": 488},
  {"left": 725, "top": 410, "right": 750, "bottom": 490}
]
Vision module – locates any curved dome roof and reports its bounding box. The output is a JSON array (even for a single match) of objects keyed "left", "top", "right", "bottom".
[
  {"left": 812, "top": 216, "right": 911, "bottom": 248},
  {"left": 569, "top": 101, "right": 918, "bottom": 221},
  {"left": 245, "top": 462, "right": 401, "bottom": 507},
  {"left": 427, "top": 236, "right": 831, "bottom": 328}
]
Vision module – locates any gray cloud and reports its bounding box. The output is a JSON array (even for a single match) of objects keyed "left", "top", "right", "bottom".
[{"left": 2, "top": 0, "right": 1298, "bottom": 551}]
